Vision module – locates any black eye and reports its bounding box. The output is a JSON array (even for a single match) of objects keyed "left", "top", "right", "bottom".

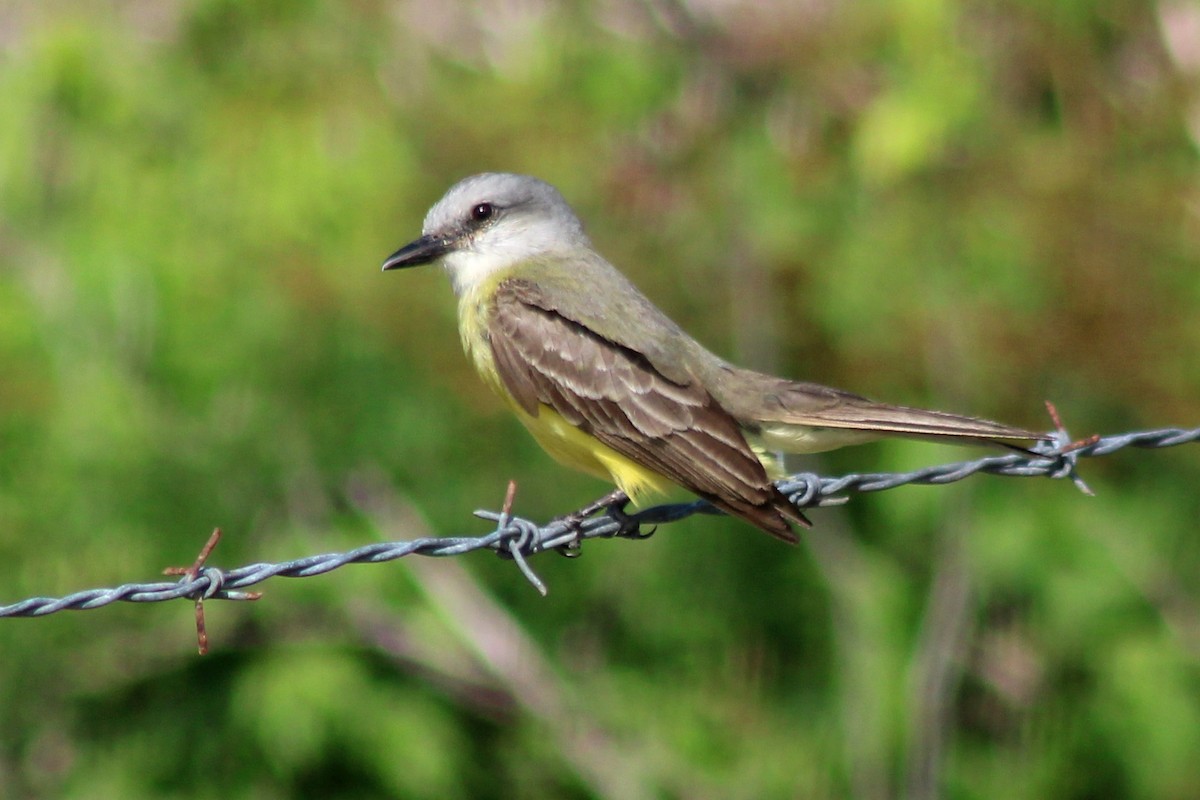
[{"left": 471, "top": 202, "right": 494, "bottom": 222}]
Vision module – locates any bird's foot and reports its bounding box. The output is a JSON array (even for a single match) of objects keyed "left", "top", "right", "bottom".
[
  {"left": 551, "top": 488, "right": 639, "bottom": 555},
  {"left": 604, "top": 498, "right": 656, "bottom": 540}
]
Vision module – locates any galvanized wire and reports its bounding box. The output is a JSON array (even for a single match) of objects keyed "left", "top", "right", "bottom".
[{"left": 2, "top": 426, "right": 1196, "bottom": 613}]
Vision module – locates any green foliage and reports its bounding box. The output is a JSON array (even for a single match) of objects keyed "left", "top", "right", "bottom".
[{"left": 1, "top": 0, "right": 1197, "bottom": 797}]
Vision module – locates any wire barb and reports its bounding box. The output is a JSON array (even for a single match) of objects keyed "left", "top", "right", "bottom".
[
  {"left": 1040, "top": 400, "right": 1096, "bottom": 495},
  {"left": 491, "top": 480, "right": 549, "bottom": 596},
  {"left": 2, "top": 425, "right": 1197, "bottom": 622},
  {"left": 162, "top": 528, "right": 263, "bottom": 653}
]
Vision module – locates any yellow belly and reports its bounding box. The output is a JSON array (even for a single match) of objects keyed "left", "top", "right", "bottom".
[
  {"left": 512, "top": 402, "right": 673, "bottom": 502},
  {"left": 458, "top": 281, "right": 672, "bottom": 503}
]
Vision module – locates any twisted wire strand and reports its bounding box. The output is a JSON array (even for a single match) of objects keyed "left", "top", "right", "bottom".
[{"left": 2, "top": 426, "right": 1196, "bottom": 615}]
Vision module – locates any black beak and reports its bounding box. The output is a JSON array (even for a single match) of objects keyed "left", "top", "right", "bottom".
[{"left": 382, "top": 235, "right": 453, "bottom": 271}]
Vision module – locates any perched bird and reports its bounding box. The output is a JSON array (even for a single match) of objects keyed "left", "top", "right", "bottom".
[{"left": 383, "top": 173, "right": 1045, "bottom": 542}]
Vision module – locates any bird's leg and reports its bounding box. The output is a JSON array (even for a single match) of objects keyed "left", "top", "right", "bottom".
[
  {"left": 552, "top": 488, "right": 631, "bottom": 556},
  {"left": 570, "top": 487, "right": 630, "bottom": 522}
]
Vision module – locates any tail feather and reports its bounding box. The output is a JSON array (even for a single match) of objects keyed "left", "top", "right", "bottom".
[
  {"left": 718, "top": 371, "right": 1049, "bottom": 453},
  {"left": 779, "top": 399, "right": 1047, "bottom": 441}
]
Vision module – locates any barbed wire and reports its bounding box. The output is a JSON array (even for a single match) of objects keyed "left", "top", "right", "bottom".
[{"left": 2, "top": 426, "right": 1196, "bottom": 620}]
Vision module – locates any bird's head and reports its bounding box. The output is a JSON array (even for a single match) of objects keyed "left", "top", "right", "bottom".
[{"left": 382, "top": 173, "right": 591, "bottom": 296}]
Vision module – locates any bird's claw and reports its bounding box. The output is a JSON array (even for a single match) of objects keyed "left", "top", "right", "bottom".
[{"left": 604, "top": 499, "right": 655, "bottom": 539}]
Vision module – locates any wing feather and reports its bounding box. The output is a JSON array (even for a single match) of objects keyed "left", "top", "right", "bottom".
[{"left": 488, "top": 279, "right": 805, "bottom": 540}]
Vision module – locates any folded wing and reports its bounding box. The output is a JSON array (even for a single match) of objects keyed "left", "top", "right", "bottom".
[{"left": 488, "top": 279, "right": 808, "bottom": 541}]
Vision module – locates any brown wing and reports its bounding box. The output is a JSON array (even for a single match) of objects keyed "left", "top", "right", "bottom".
[{"left": 488, "top": 279, "right": 807, "bottom": 542}]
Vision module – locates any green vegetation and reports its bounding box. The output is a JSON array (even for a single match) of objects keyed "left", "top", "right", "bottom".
[{"left": 1, "top": 1, "right": 1198, "bottom": 797}]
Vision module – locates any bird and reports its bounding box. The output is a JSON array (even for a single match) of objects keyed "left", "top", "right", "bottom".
[{"left": 382, "top": 173, "right": 1046, "bottom": 542}]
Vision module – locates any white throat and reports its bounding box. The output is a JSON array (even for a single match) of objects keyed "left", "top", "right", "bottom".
[
  {"left": 441, "top": 219, "right": 585, "bottom": 296},
  {"left": 442, "top": 246, "right": 520, "bottom": 296}
]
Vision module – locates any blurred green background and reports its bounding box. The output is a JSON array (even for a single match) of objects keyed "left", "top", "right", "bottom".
[{"left": 1, "top": 0, "right": 1198, "bottom": 797}]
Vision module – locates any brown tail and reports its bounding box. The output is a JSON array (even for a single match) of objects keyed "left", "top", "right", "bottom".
[{"left": 729, "top": 371, "right": 1048, "bottom": 447}]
